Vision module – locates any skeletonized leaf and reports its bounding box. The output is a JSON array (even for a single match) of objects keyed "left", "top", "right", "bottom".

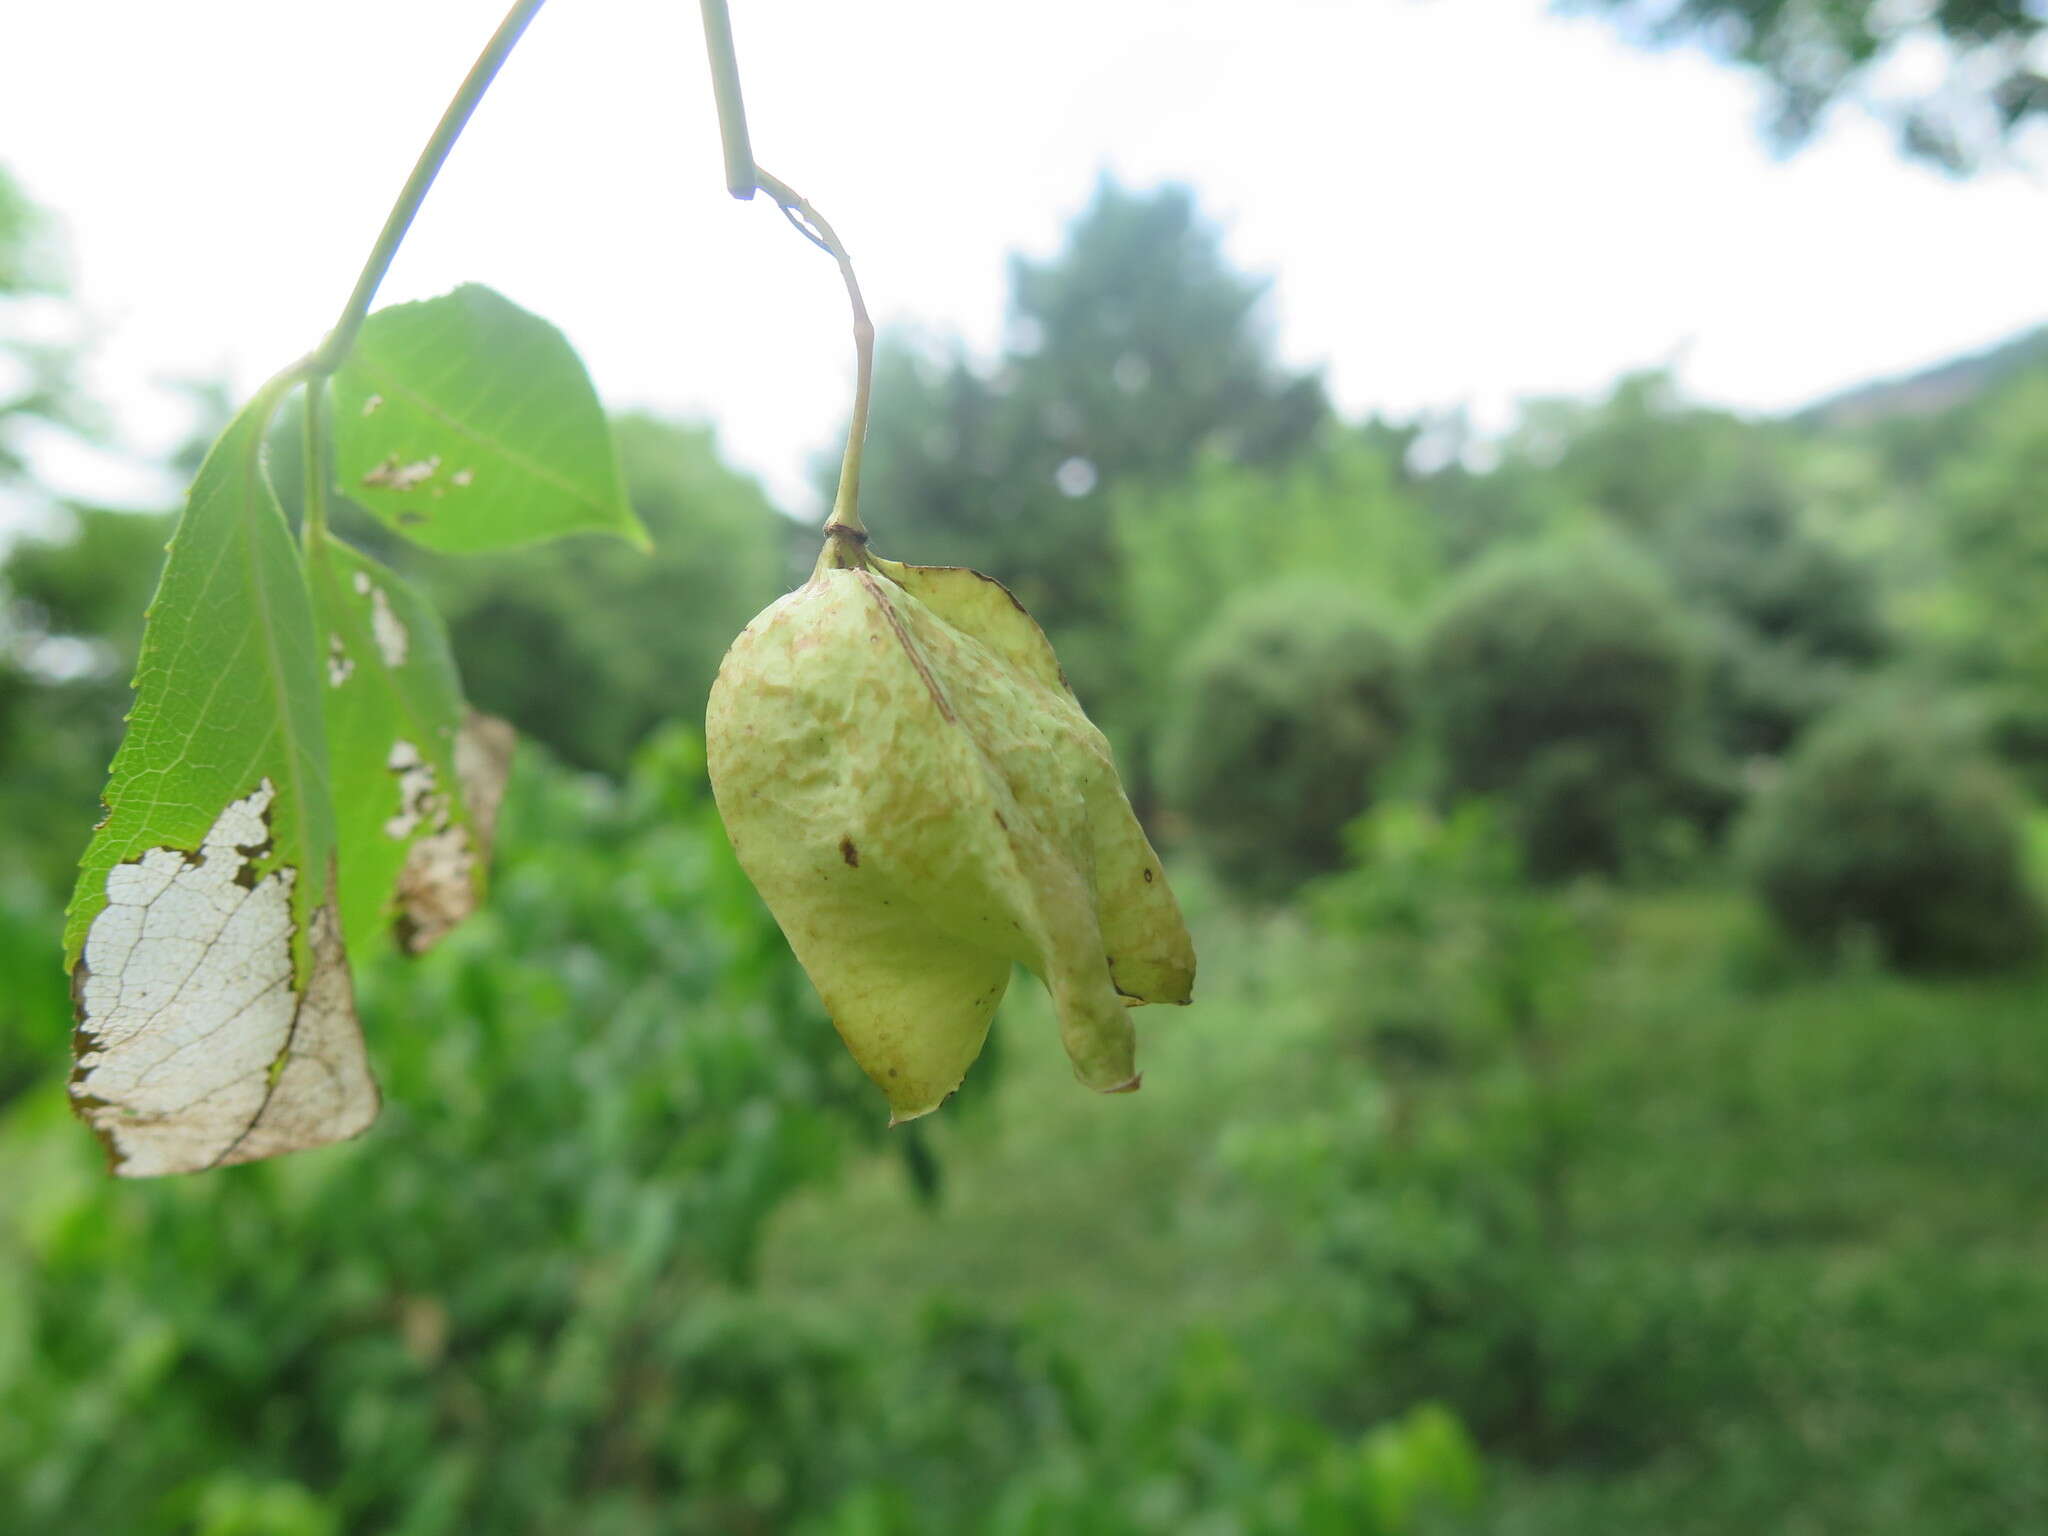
[
  {"left": 310, "top": 531, "right": 513, "bottom": 960},
  {"left": 65, "top": 395, "right": 378, "bottom": 1176},
  {"left": 331, "top": 283, "right": 646, "bottom": 553}
]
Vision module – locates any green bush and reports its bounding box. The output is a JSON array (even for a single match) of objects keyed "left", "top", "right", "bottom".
[
  {"left": 1662, "top": 488, "right": 1889, "bottom": 761},
  {"left": 1418, "top": 537, "right": 1702, "bottom": 879},
  {"left": 1260, "top": 803, "right": 1744, "bottom": 1467},
  {"left": 1739, "top": 702, "right": 2042, "bottom": 970},
  {"left": 829, "top": 1308, "right": 1481, "bottom": 1535},
  {"left": 1157, "top": 583, "right": 1407, "bottom": 896}
]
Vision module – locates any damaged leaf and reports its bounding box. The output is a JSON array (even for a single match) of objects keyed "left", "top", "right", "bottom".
[
  {"left": 310, "top": 532, "right": 513, "bottom": 958},
  {"left": 71, "top": 784, "right": 376, "bottom": 1176},
  {"left": 66, "top": 394, "right": 377, "bottom": 1176},
  {"left": 330, "top": 283, "right": 647, "bottom": 554},
  {"left": 705, "top": 534, "right": 1195, "bottom": 1123}
]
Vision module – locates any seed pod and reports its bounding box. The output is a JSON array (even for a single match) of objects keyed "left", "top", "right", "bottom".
[{"left": 705, "top": 530, "right": 1195, "bottom": 1122}]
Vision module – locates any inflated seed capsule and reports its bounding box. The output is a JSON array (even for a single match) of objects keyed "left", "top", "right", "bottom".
[{"left": 705, "top": 529, "right": 1195, "bottom": 1122}]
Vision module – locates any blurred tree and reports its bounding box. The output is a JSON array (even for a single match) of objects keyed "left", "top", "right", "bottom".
[
  {"left": 1406, "top": 449, "right": 1585, "bottom": 572},
  {"left": 1003, "top": 179, "right": 1328, "bottom": 486},
  {"left": 1904, "top": 370, "right": 2048, "bottom": 789},
  {"left": 1158, "top": 582, "right": 1409, "bottom": 897},
  {"left": 1110, "top": 430, "right": 1432, "bottom": 793},
  {"left": 1418, "top": 534, "right": 1708, "bottom": 878},
  {"left": 1498, "top": 374, "right": 1890, "bottom": 765},
  {"left": 1662, "top": 469, "right": 1890, "bottom": 761},
  {"left": 853, "top": 179, "right": 1329, "bottom": 708},
  {"left": 1513, "top": 373, "right": 1740, "bottom": 540},
  {"left": 1740, "top": 697, "right": 2041, "bottom": 969},
  {"left": 1584, "top": 0, "right": 2047, "bottom": 171},
  {"left": 3, "top": 500, "right": 163, "bottom": 660},
  {"left": 1930, "top": 370, "right": 2048, "bottom": 688}
]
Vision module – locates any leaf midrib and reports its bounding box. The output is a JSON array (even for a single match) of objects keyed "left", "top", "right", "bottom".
[{"left": 236, "top": 417, "right": 321, "bottom": 925}]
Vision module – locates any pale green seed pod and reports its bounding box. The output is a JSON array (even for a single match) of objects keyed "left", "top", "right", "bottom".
[{"left": 705, "top": 534, "right": 1195, "bottom": 1122}]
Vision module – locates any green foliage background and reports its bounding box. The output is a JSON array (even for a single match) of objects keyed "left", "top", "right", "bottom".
[{"left": 6, "top": 160, "right": 2048, "bottom": 1534}]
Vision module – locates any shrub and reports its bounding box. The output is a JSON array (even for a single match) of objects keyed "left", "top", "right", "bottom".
[
  {"left": 1739, "top": 702, "right": 2042, "bottom": 970},
  {"left": 1418, "top": 537, "right": 1701, "bottom": 879},
  {"left": 864, "top": 1307, "right": 1482, "bottom": 1534},
  {"left": 1157, "top": 583, "right": 1407, "bottom": 896},
  {"left": 1662, "top": 488, "right": 1889, "bottom": 761},
  {"left": 1264, "top": 803, "right": 1737, "bottom": 1466}
]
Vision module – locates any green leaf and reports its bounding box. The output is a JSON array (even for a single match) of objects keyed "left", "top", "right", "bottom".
[
  {"left": 65, "top": 388, "right": 378, "bottom": 1176},
  {"left": 330, "top": 283, "right": 647, "bottom": 553},
  {"left": 310, "top": 530, "right": 514, "bottom": 961}
]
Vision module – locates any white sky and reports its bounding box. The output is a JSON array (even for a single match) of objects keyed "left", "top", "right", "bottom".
[{"left": 1, "top": 0, "right": 2043, "bottom": 519}]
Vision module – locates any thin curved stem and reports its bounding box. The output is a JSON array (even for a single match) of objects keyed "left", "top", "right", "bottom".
[
  {"left": 309, "top": 0, "right": 549, "bottom": 377},
  {"left": 693, "top": 5, "right": 873, "bottom": 537},
  {"left": 757, "top": 170, "right": 873, "bottom": 537}
]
